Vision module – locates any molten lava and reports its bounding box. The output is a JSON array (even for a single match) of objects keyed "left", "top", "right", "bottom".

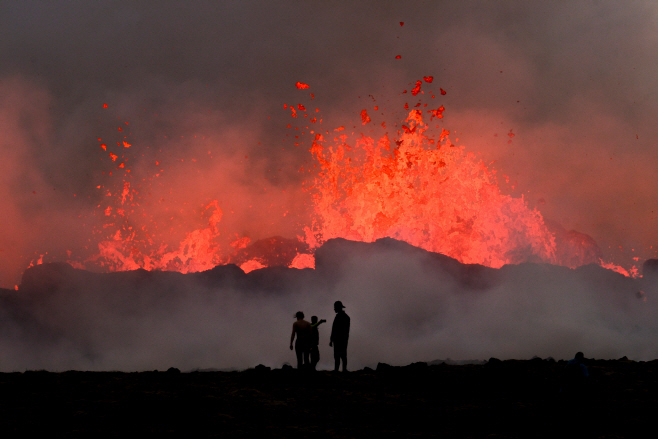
[
  {"left": 303, "top": 109, "right": 558, "bottom": 268},
  {"left": 56, "top": 79, "right": 635, "bottom": 278}
]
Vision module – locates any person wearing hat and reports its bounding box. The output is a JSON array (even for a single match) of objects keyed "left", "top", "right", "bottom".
[{"left": 329, "top": 301, "right": 350, "bottom": 372}]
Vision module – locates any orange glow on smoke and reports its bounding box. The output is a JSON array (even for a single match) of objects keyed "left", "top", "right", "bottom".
[{"left": 58, "top": 82, "right": 637, "bottom": 277}]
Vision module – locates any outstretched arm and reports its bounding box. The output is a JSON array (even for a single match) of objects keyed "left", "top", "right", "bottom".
[
  {"left": 290, "top": 324, "right": 296, "bottom": 350},
  {"left": 311, "top": 319, "right": 326, "bottom": 328}
]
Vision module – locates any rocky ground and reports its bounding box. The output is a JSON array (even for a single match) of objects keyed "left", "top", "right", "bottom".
[{"left": 0, "top": 358, "right": 656, "bottom": 438}]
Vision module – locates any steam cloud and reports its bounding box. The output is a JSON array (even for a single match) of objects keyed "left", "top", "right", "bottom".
[{"left": 1, "top": 239, "right": 656, "bottom": 372}]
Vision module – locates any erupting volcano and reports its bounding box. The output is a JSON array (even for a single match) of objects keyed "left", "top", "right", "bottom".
[{"left": 50, "top": 80, "right": 633, "bottom": 279}]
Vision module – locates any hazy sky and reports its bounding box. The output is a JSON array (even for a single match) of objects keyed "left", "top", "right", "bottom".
[{"left": 1, "top": 1, "right": 658, "bottom": 286}]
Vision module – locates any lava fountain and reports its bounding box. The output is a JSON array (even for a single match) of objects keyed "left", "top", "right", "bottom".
[{"left": 52, "top": 79, "right": 634, "bottom": 278}]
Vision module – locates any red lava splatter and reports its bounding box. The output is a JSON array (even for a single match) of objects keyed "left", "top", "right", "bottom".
[
  {"left": 100, "top": 144, "right": 107, "bottom": 151},
  {"left": 297, "top": 104, "right": 306, "bottom": 111},
  {"left": 109, "top": 153, "right": 118, "bottom": 161},
  {"left": 440, "top": 88, "right": 446, "bottom": 95},
  {"left": 395, "top": 55, "right": 401, "bottom": 59},
  {"left": 427, "top": 106, "right": 445, "bottom": 120},
  {"left": 404, "top": 103, "right": 409, "bottom": 110},
  {"left": 296, "top": 82, "right": 310, "bottom": 89},
  {"left": 360, "top": 109, "right": 371, "bottom": 125},
  {"left": 411, "top": 80, "right": 422, "bottom": 96},
  {"left": 103, "top": 103, "right": 108, "bottom": 108},
  {"left": 423, "top": 76, "right": 434, "bottom": 83},
  {"left": 508, "top": 129, "right": 515, "bottom": 138},
  {"left": 123, "top": 141, "right": 131, "bottom": 148},
  {"left": 400, "top": 22, "right": 404, "bottom": 26}
]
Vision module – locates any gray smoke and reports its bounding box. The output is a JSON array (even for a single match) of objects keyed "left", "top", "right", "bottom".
[{"left": 1, "top": 238, "right": 656, "bottom": 372}]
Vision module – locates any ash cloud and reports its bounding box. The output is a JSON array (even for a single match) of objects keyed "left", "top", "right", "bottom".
[{"left": 1, "top": 238, "right": 657, "bottom": 372}]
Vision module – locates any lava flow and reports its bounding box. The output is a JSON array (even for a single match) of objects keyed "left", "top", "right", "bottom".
[{"left": 59, "top": 80, "right": 636, "bottom": 277}]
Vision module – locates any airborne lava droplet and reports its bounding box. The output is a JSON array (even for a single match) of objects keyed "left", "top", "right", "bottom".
[
  {"left": 400, "top": 22, "right": 404, "bottom": 26},
  {"left": 360, "top": 109, "right": 371, "bottom": 125},
  {"left": 440, "top": 88, "right": 446, "bottom": 95},
  {"left": 423, "top": 76, "right": 434, "bottom": 83},
  {"left": 103, "top": 103, "right": 108, "bottom": 108},
  {"left": 100, "top": 144, "right": 107, "bottom": 151},
  {"left": 395, "top": 55, "right": 401, "bottom": 59},
  {"left": 295, "top": 82, "right": 310, "bottom": 89},
  {"left": 411, "top": 81, "right": 422, "bottom": 96},
  {"left": 123, "top": 141, "right": 131, "bottom": 148},
  {"left": 109, "top": 153, "right": 118, "bottom": 161}
]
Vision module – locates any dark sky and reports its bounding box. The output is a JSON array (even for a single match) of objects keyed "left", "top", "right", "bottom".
[{"left": 1, "top": 1, "right": 658, "bottom": 286}]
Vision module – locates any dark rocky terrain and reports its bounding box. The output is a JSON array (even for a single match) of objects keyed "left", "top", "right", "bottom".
[{"left": 0, "top": 358, "right": 656, "bottom": 438}]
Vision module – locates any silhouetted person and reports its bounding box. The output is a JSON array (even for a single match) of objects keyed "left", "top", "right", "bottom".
[
  {"left": 290, "top": 311, "right": 311, "bottom": 369},
  {"left": 309, "top": 316, "right": 326, "bottom": 370},
  {"left": 330, "top": 301, "right": 350, "bottom": 372},
  {"left": 561, "top": 351, "right": 589, "bottom": 394}
]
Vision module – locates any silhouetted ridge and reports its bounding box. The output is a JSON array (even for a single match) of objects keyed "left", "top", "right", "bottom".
[{"left": 315, "top": 237, "right": 501, "bottom": 290}]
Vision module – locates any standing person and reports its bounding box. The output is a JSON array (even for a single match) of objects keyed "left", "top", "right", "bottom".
[
  {"left": 309, "top": 316, "right": 326, "bottom": 370},
  {"left": 561, "top": 351, "right": 589, "bottom": 394},
  {"left": 289, "top": 311, "right": 311, "bottom": 369},
  {"left": 329, "top": 301, "right": 350, "bottom": 372}
]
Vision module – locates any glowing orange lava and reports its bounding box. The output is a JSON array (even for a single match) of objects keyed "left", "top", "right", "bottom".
[
  {"left": 303, "top": 109, "right": 557, "bottom": 268},
  {"left": 59, "top": 80, "right": 637, "bottom": 277}
]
